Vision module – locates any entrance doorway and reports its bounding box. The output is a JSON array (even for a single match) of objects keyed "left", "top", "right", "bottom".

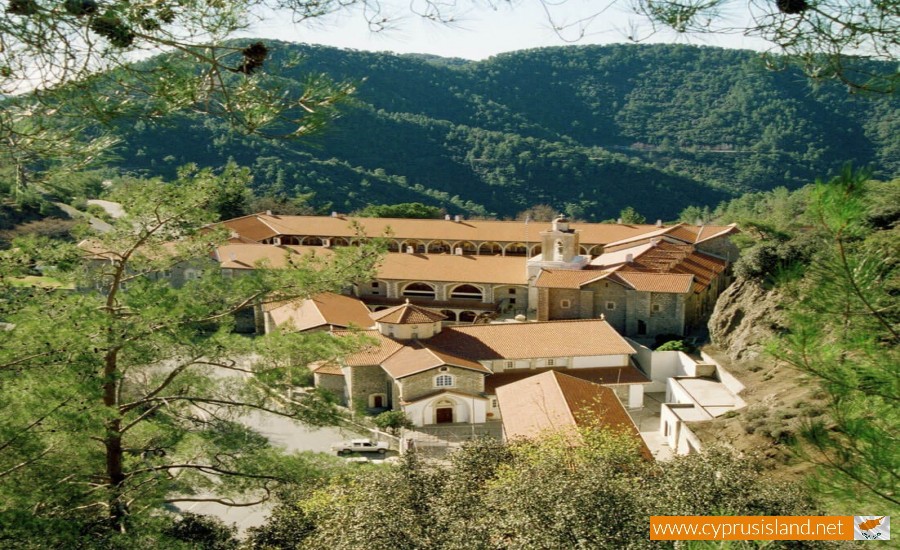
[
  {"left": 373, "top": 395, "right": 384, "bottom": 408},
  {"left": 436, "top": 407, "right": 453, "bottom": 424}
]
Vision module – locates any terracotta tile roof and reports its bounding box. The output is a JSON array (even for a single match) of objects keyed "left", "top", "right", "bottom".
[
  {"left": 427, "top": 319, "right": 636, "bottom": 361},
  {"left": 484, "top": 366, "right": 650, "bottom": 393},
  {"left": 219, "top": 215, "right": 280, "bottom": 242},
  {"left": 533, "top": 269, "right": 611, "bottom": 289},
  {"left": 215, "top": 244, "right": 332, "bottom": 269},
  {"left": 267, "top": 293, "right": 374, "bottom": 332},
  {"left": 613, "top": 272, "right": 694, "bottom": 294},
  {"left": 495, "top": 371, "right": 651, "bottom": 458},
  {"left": 590, "top": 242, "right": 656, "bottom": 265},
  {"left": 690, "top": 224, "right": 740, "bottom": 244},
  {"left": 214, "top": 244, "right": 527, "bottom": 285},
  {"left": 602, "top": 223, "right": 738, "bottom": 248},
  {"left": 592, "top": 240, "right": 727, "bottom": 293},
  {"left": 370, "top": 302, "right": 447, "bottom": 324},
  {"left": 381, "top": 345, "right": 490, "bottom": 379},
  {"left": 311, "top": 362, "right": 343, "bottom": 376},
  {"left": 376, "top": 253, "right": 527, "bottom": 285},
  {"left": 332, "top": 330, "right": 407, "bottom": 367},
  {"left": 220, "top": 214, "right": 698, "bottom": 247}
]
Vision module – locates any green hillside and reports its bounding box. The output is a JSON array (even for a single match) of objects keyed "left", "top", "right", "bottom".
[{"left": 110, "top": 42, "right": 898, "bottom": 220}]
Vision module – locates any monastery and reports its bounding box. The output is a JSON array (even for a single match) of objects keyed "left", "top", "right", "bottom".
[
  {"left": 311, "top": 300, "right": 650, "bottom": 428},
  {"left": 217, "top": 213, "right": 738, "bottom": 338}
]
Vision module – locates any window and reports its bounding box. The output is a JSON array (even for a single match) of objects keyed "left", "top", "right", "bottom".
[
  {"left": 491, "top": 399, "right": 498, "bottom": 408},
  {"left": 652, "top": 304, "right": 661, "bottom": 312},
  {"left": 546, "top": 359, "right": 556, "bottom": 367},
  {"left": 508, "top": 288, "right": 516, "bottom": 294},
  {"left": 606, "top": 302, "right": 616, "bottom": 310},
  {"left": 560, "top": 299, "right": 571, "bottom": 309},
  {"left": 371, "top": 282, "right": 380, "bottom": 288},
  {"left": 435, "top": 374, "right": 454, "bottom": 388},
  {"left": 509, "top": 298, "right": 516, "bottom": 304},
  {"left": 504, "top": 361, "right": 513, "bottom": 369},
  {"left": 439, "top": 366, "right": 449, "bottom": 372},
  {"left": 161, "top": 270, "right": 172, "bottom": 279}
]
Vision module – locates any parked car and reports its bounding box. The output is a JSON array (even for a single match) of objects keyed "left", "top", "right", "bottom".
[{"left": 330, "top": 438, "right": 389, "bottom": 455}]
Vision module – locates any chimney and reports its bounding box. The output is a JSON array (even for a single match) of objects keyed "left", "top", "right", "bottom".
[
  {"left": 650, "top": 238, "right": 660, "bottom": 246},
  {"left": 406, "top": 246, "right": 414, "bottom": 254},
  {"left": 265, "top": 210, "right": 273, "bottom": 216},
  {"left": 617, "top": 218, "right": 623, "bottom": 224},
  {"left": 454, "top": 248, "right": 463, "bottom": 255},
  {"left": 625, "top": 253, "right": 634, "bottom": 263},
  {"left": 454, "top": 215, "right": 462, "bottom": 222},
  {"left": 331, "top": 211, "right": 338, "bottom": 218},
  {"left": 656, "top": 219, "right": 663, "bottom": 227},
  {"left": 444, "top": 214, "right": 451, "bottom": 221}
]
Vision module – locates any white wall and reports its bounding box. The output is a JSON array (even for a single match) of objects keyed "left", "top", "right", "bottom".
[
  {"left": 571, "top": 354, "right": 630, "bottom": 368},
  {"left": 402, "top": 394, "right": 486, "bottom": 426}
]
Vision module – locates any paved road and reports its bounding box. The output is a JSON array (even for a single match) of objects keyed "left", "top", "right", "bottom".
[{"left": 176, "top": 411, "right": 385, "bottom": 533}]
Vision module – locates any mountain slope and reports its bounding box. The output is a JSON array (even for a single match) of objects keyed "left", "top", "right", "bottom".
[{"left": 109, "top": 42, "right": 898, "bottom": 220}]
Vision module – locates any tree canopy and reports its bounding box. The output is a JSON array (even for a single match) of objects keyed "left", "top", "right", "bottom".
[{"left": 0, "top": 166, "right": 384, "bottom": 543}]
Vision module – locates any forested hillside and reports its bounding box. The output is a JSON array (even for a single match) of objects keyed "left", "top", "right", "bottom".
[{"left": 111, "top": 42, "right": 897, "bottom": 220}]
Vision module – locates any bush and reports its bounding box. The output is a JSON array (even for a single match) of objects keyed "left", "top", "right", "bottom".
[{"left": 373, "top": 410, "right": 413, "bottom": 434}]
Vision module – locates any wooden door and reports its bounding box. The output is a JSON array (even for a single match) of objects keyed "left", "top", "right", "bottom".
[{"left": 436, "top": 407, "right": 453, "bottom": 424}]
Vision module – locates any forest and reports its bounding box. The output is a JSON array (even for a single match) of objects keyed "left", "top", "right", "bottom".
[{"left": 97, "top": 42, "right": 899, "bottom": 221}]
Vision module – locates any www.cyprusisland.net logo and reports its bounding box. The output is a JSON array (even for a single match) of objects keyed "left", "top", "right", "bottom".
[{"left": 854, "top": 516, "right": 890, "bottom": 541}]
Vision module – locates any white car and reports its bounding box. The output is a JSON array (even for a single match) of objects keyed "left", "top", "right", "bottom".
[{"left": 330, "top": 438, "right": 389, "bottom": 455}]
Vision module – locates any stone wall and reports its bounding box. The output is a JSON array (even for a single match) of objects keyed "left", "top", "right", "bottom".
[
  {"left": 399, "top": 367, "right": 485, "bottom": 402},
  {"left": 348, "top": 365, "right": 392, "bottom": 407},
  {"left": 696, "top": 235, "right": 739, "bottom": 262},
  {"left": 315, "top": 373, "right": 347, "bottom": 404},
  {"left": 547, "top": 288, "right": 582, "bottom": 320},
  {"left": 585, "top": 279, "right": 628, "bottom": 332}
]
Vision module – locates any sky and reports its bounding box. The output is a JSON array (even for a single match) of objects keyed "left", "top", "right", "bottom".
[{"left": 243, "top": 0, "right": 772, "bottom": 61}]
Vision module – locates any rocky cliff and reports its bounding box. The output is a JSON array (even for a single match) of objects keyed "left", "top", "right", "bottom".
[{"left": 708, "top": 276, "right": 788, "bottom": 362}]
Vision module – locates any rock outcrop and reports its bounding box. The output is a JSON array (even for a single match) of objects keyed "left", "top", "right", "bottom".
[{"left": 708, "top": 276, "right": 788, "bottom": 362}]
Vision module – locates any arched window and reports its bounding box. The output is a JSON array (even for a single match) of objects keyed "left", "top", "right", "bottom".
[
  {"left": 435, "top": 374, "right": 454, "bottom": 388},
  {"left": 402, "top": 282, "right": 436, "bottom": 299},
  {"left": 458, "top": 311, "right": 477, "bottom": 323},
  {"left": 450, "top": 284, "right": 483, "bottom": 301},
  {"left": 555, "top": 239, "right": 564, "bottom": 261},
  {"left": 505, "top": 242, "right": 528, "bottom": 256}
]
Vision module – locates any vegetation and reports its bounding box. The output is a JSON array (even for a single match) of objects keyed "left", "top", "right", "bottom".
[
  {"left": 250, "top": 432, "right": 817, "bottom": 549},
  {"left": 354, "top": 203, "right": 444, "bottom": 219},
  {"left": 0, "top": 167, "right": 384, "bottom": 544},
  {"left": 706, "top": 170, "right": 898, "bottom": 510},
  {"left": 77, "top": 43, "right": 895, "bottom": 221},
  {"left": 373, "top": 410, "right": 415, "bottom": 435}
]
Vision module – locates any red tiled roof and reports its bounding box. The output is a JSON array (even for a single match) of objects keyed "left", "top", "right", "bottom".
[
  {"left": 613, "top": 272, "right": 694, "bottom": 294},
  {"left": 267, "top": 293, "right": 374, "bottom": 332},
  {"left": 381, "top": 345, "right": 490, "bottom": 379},
  {"left": 485, "top": 366, "right": 650, "bottom": 393},
  {"left": 427, "top": 319, "right": 636, "bottom": 360},
  {"left": 370, "top": 302, "right": 447, "bottom": 324},
  {"left": 534, "top": 269, "right": 611, "bottom": 289},
  {"left": 220, "top": 214, "right": 714, "bottom": 247},
  {"left": 495, "top": 371, "right": 651, "bottom": 459},
  {"left": 332, "top": 330, "right": 406, "bottom": 367}
]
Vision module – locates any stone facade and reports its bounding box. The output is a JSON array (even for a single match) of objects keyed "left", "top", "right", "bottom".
[
  {"left": 347, "top": 365, "right": 392, "bottom": 408},
  {"left": 398, "top": 367, "right": 486, "bottom": 403},
  {"left": 314, "top": 372, "right": 347, "bottom": 403}
]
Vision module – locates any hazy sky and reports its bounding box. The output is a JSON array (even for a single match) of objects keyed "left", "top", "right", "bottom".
[{"left": 244, "top": 0, "right": 772, "bottom": 60}]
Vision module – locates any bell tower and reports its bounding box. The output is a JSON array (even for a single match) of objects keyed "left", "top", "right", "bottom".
[{"left": 541, "top": 216, "right": 579, "bottom": 263}]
